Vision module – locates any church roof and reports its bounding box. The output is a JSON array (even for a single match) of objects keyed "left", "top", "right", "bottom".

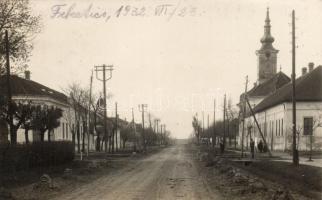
[
  {"left": 253, "top": 65, "right": 322, "bottom": 113},
  {"left": 0, "top": 75, "right": 68, "bottom": 103},
  {"left": 240, "top": 71, "right": 290, "bottom": 100}
]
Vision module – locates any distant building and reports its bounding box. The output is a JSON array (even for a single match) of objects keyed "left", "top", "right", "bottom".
[{"left": 238, "top": 9, "right": 322, "bottom": 151}]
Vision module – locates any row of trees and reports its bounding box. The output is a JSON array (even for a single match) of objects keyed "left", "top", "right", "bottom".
[
  {"left": 120, "top": 115, "right": 172, "bottom": 151},
  {"left": 192, "top": 98, "right": 240, "bottom": 149},
  {"left": 0, "top": 99, "right": 62, "bottom": 144}
]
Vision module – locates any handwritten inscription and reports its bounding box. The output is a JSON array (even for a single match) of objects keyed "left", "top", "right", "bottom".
[{"left": 50, "top": 3, "right": 202, "bottom": 22}]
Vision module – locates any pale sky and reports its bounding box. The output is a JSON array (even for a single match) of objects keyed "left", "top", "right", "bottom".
[{"left": 28, "top": 0, "right": 322, "bottom": 139}]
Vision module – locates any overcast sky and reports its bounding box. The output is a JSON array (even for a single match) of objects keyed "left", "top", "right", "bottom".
[{"left": 28, "top": 0, "right": 322, "bottom": 139}]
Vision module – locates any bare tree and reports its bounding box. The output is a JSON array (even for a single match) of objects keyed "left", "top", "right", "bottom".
[
  {"left": 64, "top": 83, "right": 90, "bottom": 153},
  {"left": 192, "top": 114, "right": 201, "bottom": 145}
]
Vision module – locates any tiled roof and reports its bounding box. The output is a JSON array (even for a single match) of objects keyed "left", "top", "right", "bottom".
[
  {"left": 253, "top": 66, "right": 322, "bottom": 113},
  {"left": 246, "top": 72, "right": 291, "bottom": 98},
  {"left": 0, "top": 75, "right": 67, "bottom": 103}
]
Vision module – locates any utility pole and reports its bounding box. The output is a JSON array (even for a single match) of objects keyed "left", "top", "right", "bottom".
[
  {"left": 5, "top": 30, "right": 14, "bottom": 144},
  {"left": 207, "top": 114, "right": 209, "bottom": 145},
  {"left": 132, "top": 108, "right": 137, "bottom": 152},
  {"left": 227, "top": 114, "right": 230, "bottom": 147},
  {"left": 202, "top": 111, "right": 204, "bottom": 141},
  {"left": 213, "top": 99, "right": 216, "bottom": 149},
  {"left": 245, "top": 96, "right": 272, "bottom": 157},
  {"left": 148, "top": 113, "right": 152, "bottom": 145},
  {"left": 160, "top": 124, "right": 163, "bottom": 145},
  {"left": 223, "top": 94, "right": 227, "bottom": 151},
  {"left": 241, "top": 76, "right": 248, "bottom": 158},
  {"left": 139, "top": 104, "right": 148, "bottom": 152},
  {"left": 155, "top": 119, "right": 160, "bottom": 145},
  {"left": 291, "top": 10, "right": 299, "bottom": 166},
  {"left": 163, "top": 124, "right": 166, "bottom": 145},
  {"left": 87, "top": 70, "right": 93, "bottom": 156},
  {"left": 115, "top": 102, "right": 118, "bottom": 152},
  {"left": 95, "top": 64, "right": 114, "bottom": 153}
]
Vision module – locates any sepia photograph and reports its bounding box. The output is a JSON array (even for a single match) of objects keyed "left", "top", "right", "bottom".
[{"left": 0, "top": 0, "right": 321, "bottom": 199}]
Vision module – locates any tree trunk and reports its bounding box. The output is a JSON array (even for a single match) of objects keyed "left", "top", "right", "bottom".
[
  {"left": 48, "top": 130, "right": 51, "bottom": 142},
  {"left": 96, "top": 136, "right": 101, "bottom": 152},
  {"left": 82, "top": 121, "right": 86, "bottom": 153},
  {"left": 40, "top": 131, "right": 45, "bottom": 142},
  {"left": 24, "top": 128, "right": 29, "bottom": 144},
  {"left": 77, "top": 122, "right": 80, "bottom": 153},
  {"left": 9, "top": 126, "right": 17, "bottom": 144},
  {"left": 123, "top": 140, "right": 126, "bottom": 149}
]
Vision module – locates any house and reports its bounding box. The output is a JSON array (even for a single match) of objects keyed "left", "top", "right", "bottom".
[
  {"left": 237, "top": 8, "right": 322, "bottom": 151},
  {"left": 246, "top": 65, "right": 322, "bottom": 151},
  {"left": 0, "top": 71, "right": 91, "bottom": 150}
]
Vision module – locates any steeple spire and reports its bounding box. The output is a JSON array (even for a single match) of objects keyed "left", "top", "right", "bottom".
[
  {"left": 260, "top": 7, "right": 275, "bottom": 48},
  {"left": 256, "top": 8, "right": 279, "bottom": 84}
]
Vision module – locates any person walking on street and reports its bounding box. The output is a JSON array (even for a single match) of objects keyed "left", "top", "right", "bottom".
[
  {"left": 250, "top": 138, "right": 255, "bottom": 159},
  {"left": 257, "top": 139, "right": 263, "bottom": 153}
]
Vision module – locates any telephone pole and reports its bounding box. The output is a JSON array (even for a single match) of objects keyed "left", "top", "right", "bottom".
[
  {"left": 241, "top": 76, "right": 248, "bottom": 158},
  {"left": 291, "top": 10, "right": 299, "bottom": 166},
  {"left": 139, "top": 104, "right": 148, "bottom": 152},
  {"left": 87, "top": 70, "right": 93, "bottom": 156},
  {"left": 213, "top": 99, "right": 216, "bottom": 148},
  {"left": 132, "top": 108, "right": 137, "bottom": 152},
  {"left": 202, "top": 111, "right": 204, "bottom": 140},
  {"left": 160, "top": 124, "right": 163, "bottom": 145},
  {"left": 163, "top": 124, "right": 166, "bottom": 145},
  {"left": 155, "top": 119, "right": 160, "bottom": 145},
  {"left": 95, "top": 64, "right": 114, "bottom": 152},
  {"left": 223, "top": 94, "right": 227, "bottom": 150},
  {"left": 115, "top": 102, "right": 118, "bottom": 152},
  {"left": 5, "top": 30, "right": 14, "bottom": 144}
]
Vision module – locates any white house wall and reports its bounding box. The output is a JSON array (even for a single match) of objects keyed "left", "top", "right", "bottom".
[{"left": 238, "top": 101, "right": 322, "bottom": 151}]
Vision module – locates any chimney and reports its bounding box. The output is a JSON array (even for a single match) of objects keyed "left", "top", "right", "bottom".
[
  {"left": 24, "top": 70, "right": 30, "bottom": 80},
  {"left": 308, "top": 62, "right": 314, "bottom": 72},
  {"left": 301, "top": 67, "right": 307, "bottom": 75}
]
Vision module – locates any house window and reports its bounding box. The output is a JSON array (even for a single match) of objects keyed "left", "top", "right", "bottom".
[
  {"left": 303, "top": 117, "right": 313, "bottom": 135},
  {"left": 281, "top": 119, "right": 283, "bottom": 136},
  {"left": 278, "top": 120, "right": 280, "bottom": 136},
  {"left": 272, "top": 121, "right": 274, "bottom": 137},
  {"left": 276, "top": 120, "right": 278, "bottom": 136}
]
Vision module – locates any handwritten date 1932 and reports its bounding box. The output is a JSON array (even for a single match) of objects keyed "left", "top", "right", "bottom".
[{"left": 114, "top": 5, "right": 198, "bottom": 18}]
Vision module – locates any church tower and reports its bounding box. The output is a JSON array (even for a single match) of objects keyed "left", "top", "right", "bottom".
[{"left": 256, "top": 8, "right": 279, "bottom": 84}]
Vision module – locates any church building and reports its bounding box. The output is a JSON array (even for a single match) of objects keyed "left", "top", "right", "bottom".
[{"left": 238, "top": 9, "right": 322, "bottom": 151}]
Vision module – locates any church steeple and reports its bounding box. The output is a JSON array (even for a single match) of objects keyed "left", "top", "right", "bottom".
[
  {"left": 260, "top": 8, "right": 275, "bottom": 50},
  {"left": 256, "top": 8, "right": 279, "bottom": 84}
]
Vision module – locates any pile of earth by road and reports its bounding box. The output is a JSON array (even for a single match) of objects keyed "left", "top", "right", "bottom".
[{"left": 193, "top": 145, "right": 319, "bottom": 200}]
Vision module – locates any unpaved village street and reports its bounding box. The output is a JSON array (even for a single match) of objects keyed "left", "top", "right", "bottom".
[{"left": 52, "top": 145, "right": 223, "bottom": 200}]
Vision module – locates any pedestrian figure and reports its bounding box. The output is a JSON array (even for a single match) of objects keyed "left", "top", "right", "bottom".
[
  {"left": 250, "top": 138, "right": 255, "bottom": 159},
  {"left": 257, "top": 140, "right": 263, "bottom": 153},
  {"left": 220, "top": 140, "right": 225, "bottom": 154},
  {"left": 263, "top": 144, "right": 268, "bottom": 153}
]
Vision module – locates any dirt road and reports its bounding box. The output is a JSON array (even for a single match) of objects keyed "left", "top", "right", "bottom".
[{"left": 52, "top": 145, "right": 223, "bottom": 200}]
